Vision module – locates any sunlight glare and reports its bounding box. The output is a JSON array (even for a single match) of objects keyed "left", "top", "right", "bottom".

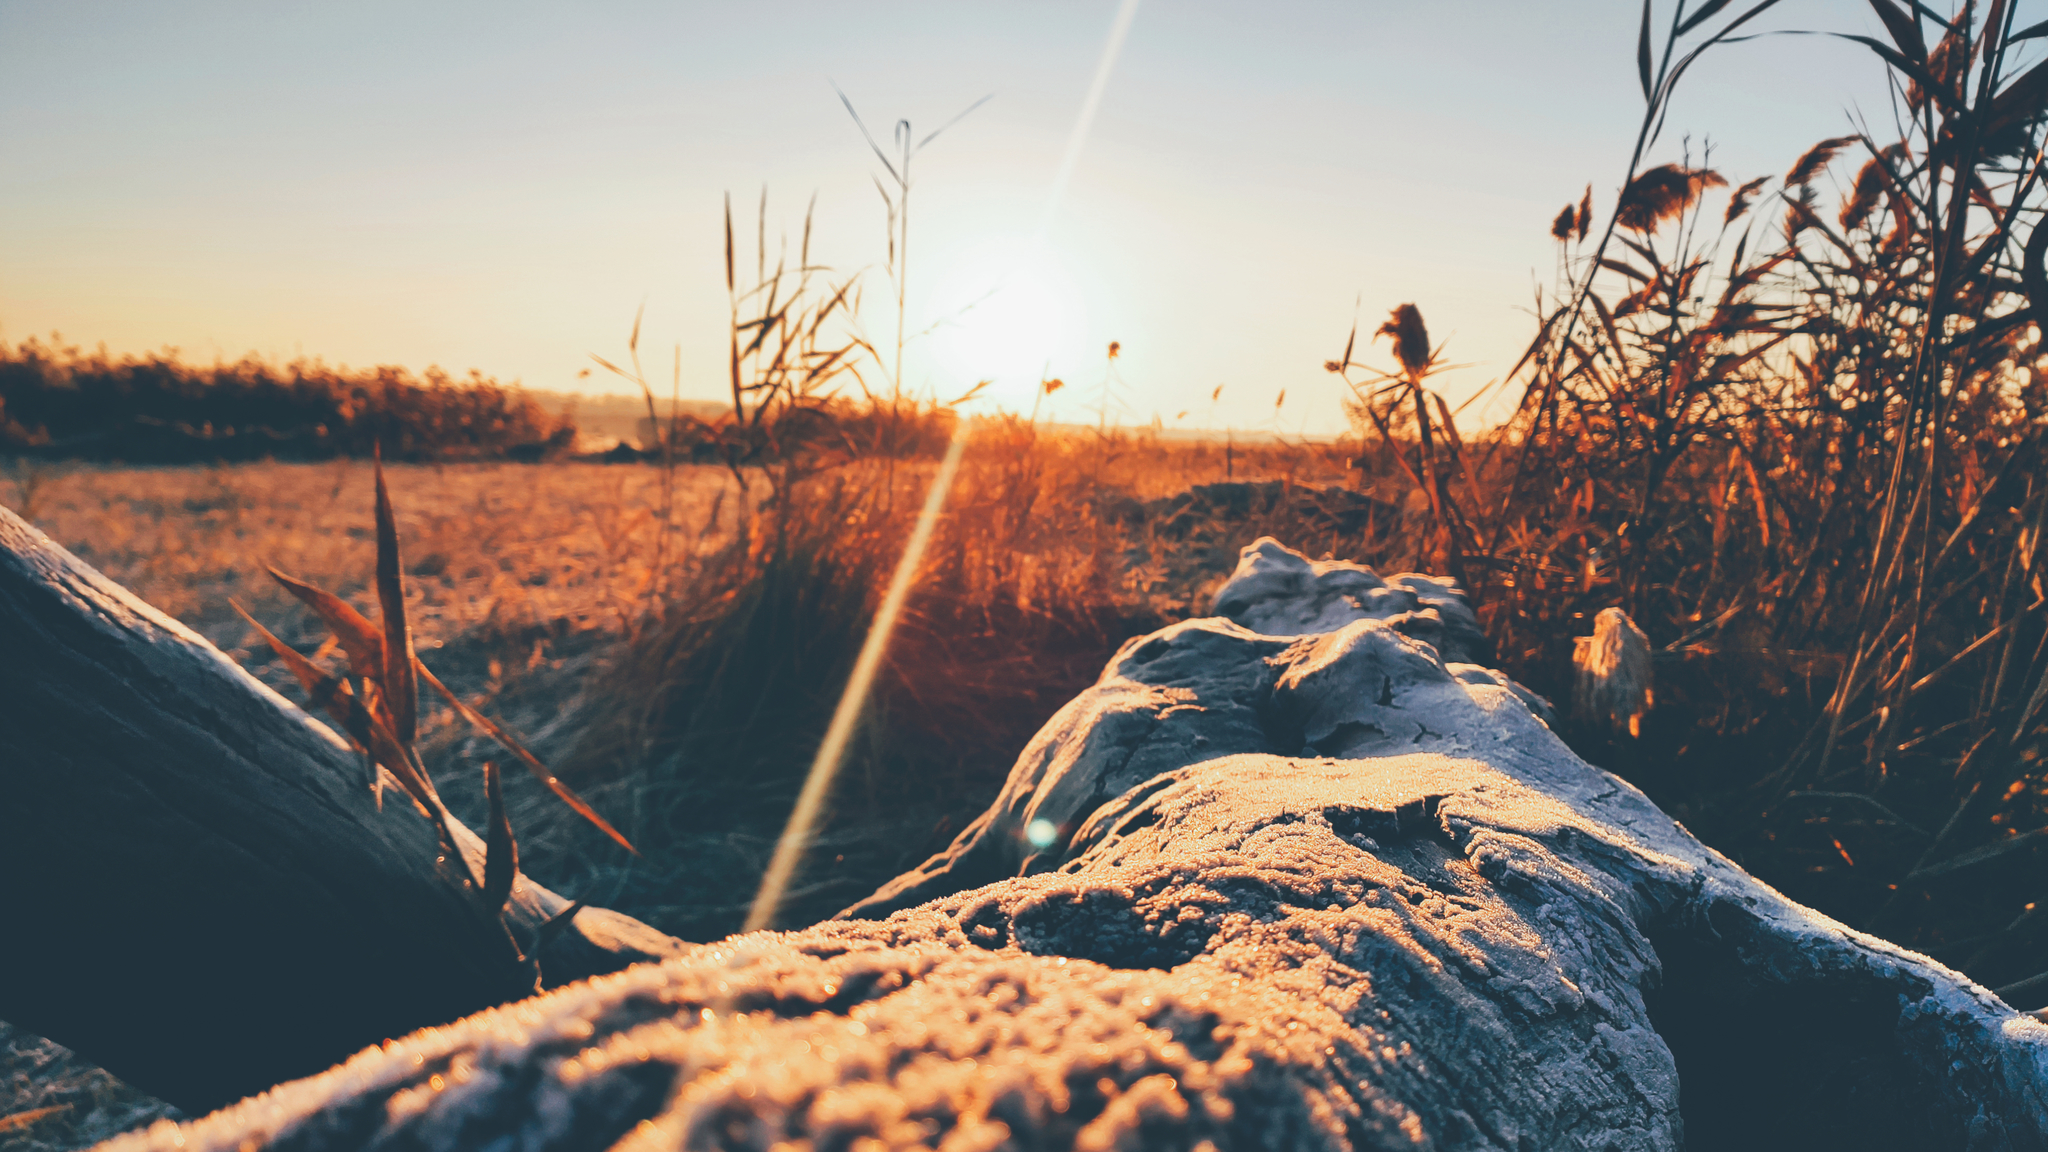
[{"left": 928, "top": 240, "right": 1085, "bottom": 403}]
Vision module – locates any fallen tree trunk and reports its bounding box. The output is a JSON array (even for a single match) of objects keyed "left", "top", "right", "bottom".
[
  {"left": 0, "top": 506, "right": 683, "bottom": 1114},
  {"left": 8, "top": 524, "right": 2046, "bottom": 1148}
]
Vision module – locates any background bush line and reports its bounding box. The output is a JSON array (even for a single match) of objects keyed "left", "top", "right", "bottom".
[
  {"left": 0, "top": 337, "right": 962, "bottom": 466},
  {"left": 0, "top": 337, "right": 578, "bottom": 463}
]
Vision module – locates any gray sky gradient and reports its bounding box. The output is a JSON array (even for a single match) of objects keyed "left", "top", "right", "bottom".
[{"left": 1, "top": 1, "right": 1945, "bottom": 432}]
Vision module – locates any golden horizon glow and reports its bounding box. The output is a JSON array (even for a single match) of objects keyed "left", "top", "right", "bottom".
[{"left": 0, "top": 2, "right": 1900, "bottom": 434}]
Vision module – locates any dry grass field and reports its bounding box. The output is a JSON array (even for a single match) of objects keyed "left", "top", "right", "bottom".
[{"left": 6, "top": 459, "right": 738, "bottom": 653}]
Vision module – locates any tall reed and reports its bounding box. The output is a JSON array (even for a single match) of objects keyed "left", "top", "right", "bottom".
[{"left": 1357, "top": 0, "right": 2048, "bottom": 996}]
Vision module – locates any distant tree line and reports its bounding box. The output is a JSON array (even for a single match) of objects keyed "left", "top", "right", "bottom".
[{"left": 0, "top": 337, "right": 574, "bottom": 463}]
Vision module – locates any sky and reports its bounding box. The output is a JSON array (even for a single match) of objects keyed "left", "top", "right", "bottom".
[{"left": 0, "top": 1, "right": 1950, "bottom": 434}]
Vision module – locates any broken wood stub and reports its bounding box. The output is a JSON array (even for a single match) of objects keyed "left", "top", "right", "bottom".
[{"left": 1574, "top": 605, "right": 1655, "bottom": 737}]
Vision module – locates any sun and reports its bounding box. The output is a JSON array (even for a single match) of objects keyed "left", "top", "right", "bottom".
[{"left": 926, "top": 239, "right": 1085, "bottom": 402}]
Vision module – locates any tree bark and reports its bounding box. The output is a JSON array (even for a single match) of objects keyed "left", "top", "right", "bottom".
[
  {"left": 10, "top": 527, "right": 2047, "bottom": 1149},
  {"left": 0, "top": 505, "right": 682, "bottom": 1115}
]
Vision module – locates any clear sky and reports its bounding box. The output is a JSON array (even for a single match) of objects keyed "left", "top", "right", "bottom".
[{"left": 0, "top": 1, "right": 1936, "bottom": 433}]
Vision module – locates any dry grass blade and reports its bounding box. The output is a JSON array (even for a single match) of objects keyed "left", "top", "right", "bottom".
[
  {"left": 1588, "top": 291, "right": 1627, "bottom": 354},
  {"left": 483, "top": 761, "right": 517, "bottom": 913},
  {"left": 1432, "top": 391, "right": 1469, "bottom": 463},
  {"left": 373, "top": 448, "right": 418, "bottom": 745},
  {"left": 0, "top": 1104, "right": 71, "bottom": 1133},
  {"left": 1618, "top": 235, "right": 1665, "bottom": 268},
  {"left": 834, "top": 84, "right": 903, "bottom": 185},
  {"left": 913, "top": 91, "right": 993, "bottom": 151},
  {"left": 533, "top": 899, "right": 586, "bottom": 951},
  {"left": 1994, "top": 971, "right": 2048, "bottom": 1010},
  {"left": 264, "top": 564, "right": 393, "bottom": 808},
  {"left": 2015, "top": 658, "right": 2048, "bottom": 742},
  {"left": 230, "top": 598, "right": 439, "bottom": 816},
  {"left": 360, "top": 746, "right": 382, "bottom": 809},
  {"left": 1907, "top": 826, "right": 2048, "bottom": 884},
  {"left": 1867, "top": 0, "right": 1929, "bottom": 64},
  {"left": 1599, "top": 255, "right": 1657, "bottom": 282},
  {"left": 265, "top": 565, "right": 382, "bottom": 680},
  {"left": 1636, "top": 0, "right": 1655, "bottom": 100},
  {"left": 357, "top": 679, "right": 387, "bottom": 809},
  {"left": 416, "top": 657, "right": 638, "bottom": 855},
  {"left": 1676, "top": 0, "right": 1738, "bottom": 34},
  {"left": 1905, "top": 598, "right": 2047, "bottom": 699}
]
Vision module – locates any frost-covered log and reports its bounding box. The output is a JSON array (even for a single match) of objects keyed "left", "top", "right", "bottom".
[
  {"left": 848, "top": 541, "right": 1530, "bottom": 916},
  {"left": 0, "top": 505, "right": 684, "bottom": 1114},
  {"left": 50, "top": 536, "right": 2048, "bottom": 1148}
]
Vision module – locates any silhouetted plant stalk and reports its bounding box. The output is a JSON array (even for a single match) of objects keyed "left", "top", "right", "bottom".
[
  {"left": 592, "top": 191, "right": 884, "bottom": 603},
  {"left": 1326, "top": 304, "right": 1477, "bottom": 589},
  {"left": 836, "top": 87, "right": 991, "bottom": 420},
  {"left": 230, "top": 450, "right": 633, "bottom": 983}
]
